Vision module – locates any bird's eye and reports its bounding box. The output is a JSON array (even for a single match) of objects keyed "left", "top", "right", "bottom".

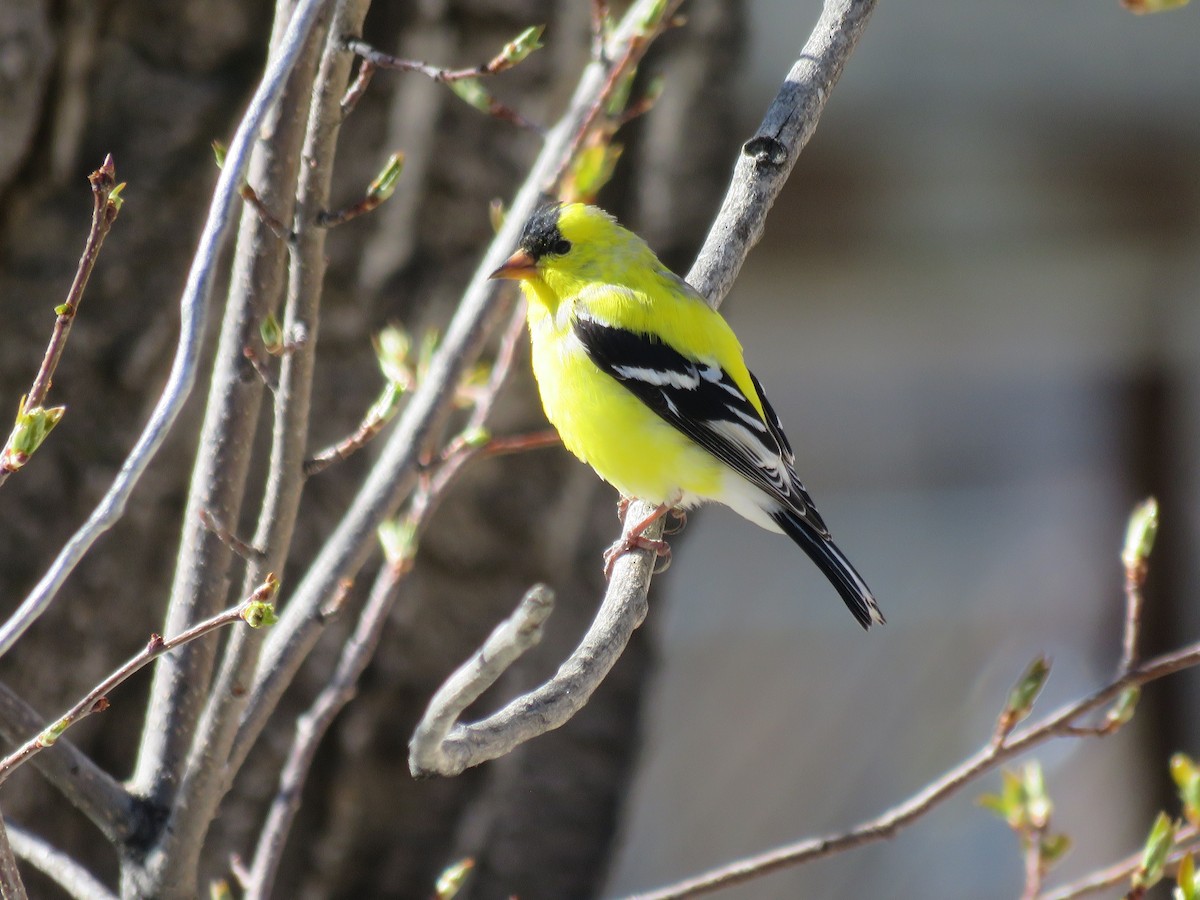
[{"left": 551, "top": 238, "right": 572, "bottom": 255}]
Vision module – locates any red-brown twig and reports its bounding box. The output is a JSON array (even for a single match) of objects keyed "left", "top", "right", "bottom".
[
  {"left": 238, "top": 183, "right": 293, "bottom": 242},
  {"left": 0, "top": 156, "right": 122, "bottom": 484},
  {"left": 339, "top": 58, "right": 376, "bottom": 116},
  {"left": 344, "top": 38, "right": 541, "bottom": 131},
  {"left": 0, "top": 578, "right": 278, "bottom": 788}
]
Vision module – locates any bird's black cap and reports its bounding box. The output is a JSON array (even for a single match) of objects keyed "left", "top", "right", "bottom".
[{"left": 519, "top": 202, "right": 572, "bottom": 259}]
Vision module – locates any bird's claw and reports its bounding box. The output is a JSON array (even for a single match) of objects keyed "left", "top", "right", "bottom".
[{"left": 663, "top": 509, "right": 687, "bottom": 535}]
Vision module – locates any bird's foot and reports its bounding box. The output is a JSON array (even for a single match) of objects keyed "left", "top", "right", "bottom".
[
  {"left": 603, "top": 533, "right": 671, "bottom": 580},
  {"left": 604, "top": 501, "right": 672, "bottom": 579}
]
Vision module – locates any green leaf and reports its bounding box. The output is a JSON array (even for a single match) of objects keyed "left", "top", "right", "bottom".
[
  {"left": 1123, "top": 497, "right": 1159, "bottom": 569},
  {"left": 448, "top": 78, "right": 493, "bottom": 114},
  {"left": 374, "top": 326, "right": 413, "bottom": 387},
  {"left": 566, "top": 142, "right": 623, "bottom": 202},
  {"left": 211, "top": 140, "right": 227, "bottom": 169}
]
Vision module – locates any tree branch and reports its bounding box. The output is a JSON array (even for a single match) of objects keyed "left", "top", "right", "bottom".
[
  {"left": 0, "top": 811, "right": 27, "bottom": 900},
  {"left": 6, "top": 823, "right": 115, "bottom": 900},
  {"left": 0, "top": 0, "right": 340, "bottom": 660},
  {"left": 406, "top": 0, "right": 880, "bottom": 777}
]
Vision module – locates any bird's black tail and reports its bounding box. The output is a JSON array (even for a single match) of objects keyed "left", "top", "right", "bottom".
[{"left": 771, "top": 508, "right": 884, "bottom": 630}]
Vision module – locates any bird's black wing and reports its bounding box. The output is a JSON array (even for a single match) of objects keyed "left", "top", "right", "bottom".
[{"left": 572, "top": 313, "right": 827, "bottom": 533}]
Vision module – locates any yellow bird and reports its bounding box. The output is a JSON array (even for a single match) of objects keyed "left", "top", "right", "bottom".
[{"left": 490, "top": 202, "right": 883, "bottom": 629}]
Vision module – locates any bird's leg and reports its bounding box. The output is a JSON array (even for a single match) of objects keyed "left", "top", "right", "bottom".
[{"left": 604, "top": 502, "right": 671, "bottom": 580}]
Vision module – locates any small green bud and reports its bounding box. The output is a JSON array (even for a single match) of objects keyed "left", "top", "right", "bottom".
[
  {"left": 489, "top": 198, "right": 505, "bottom": 234},
  {"left": 367, "top": 152, "right": 404, "bottom": 202},
  {"left": 260, "top": 312, "right": 284, "bottom": 354},
  {"left": 435, "top": 858, "right": 475, "bottom": 899},
  {"left": 1105, "top": 685, "right": 1140, "bottom": 730},
  {"left": 5, "top": 397, "right": 66, "bottom": 469},
  {"left": 378, "top": 519, "right": 419, "bottom": 566},
  {"left": 461, "top": 425, "right": 491, "bottom": 449},
  {"left": 108, "top": 182, "right": 127, "bottom": 212},
  {"left": 1123, "top": 497, "right": 1159, "bottom": 569},
  {"left": 1133, "top": 812, "right": 1176, "bottom": 890},
  {"left": 499, "top": 26, "right": 545, "bottom": 66},
  {"left": 1177, "top": 852, "right": 1198, "bottom": 900},
  {"left": 212, "top": 140, "right": 227, "bottom": 169}
]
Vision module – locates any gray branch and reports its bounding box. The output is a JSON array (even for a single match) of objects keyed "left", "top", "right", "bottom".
[
  {"left": 6, "top": 824, "right": 114, "bottom": 900},
  {"left": 405, "top": 0, "right": 877, "bottom": 777}
]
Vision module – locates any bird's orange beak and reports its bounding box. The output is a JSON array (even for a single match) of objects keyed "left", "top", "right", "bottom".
[{"left": 489, "top": 248, "right": 538, "bottom": 281}]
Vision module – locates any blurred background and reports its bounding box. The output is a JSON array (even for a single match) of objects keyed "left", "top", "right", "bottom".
[{"left": 607, "top": 0, "right": 1200, "bottom": 896}]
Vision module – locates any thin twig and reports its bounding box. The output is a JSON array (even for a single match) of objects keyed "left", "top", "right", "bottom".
[
  {"left": 625, "top": 639, "right": 1200, "bottom": 900},
  {"left": 0, "top": 0, "right": 338, "bottom": 660},
  {"left": 344, "top": 38, "right": 541, "bottom": 130},
  {"left": 0, "top": 811, "right": 28, "bottom": 900},
  {"left": 1021, "top": 831, "right": 1046, "bottom": 900},
  {"left": 0, "top": 157, "right": 121, "bottom": 483},
  {"left": 339, "top": 58, "right": 375, "bottom": 115},
  {"left": 238, "top": 183, "right": 294, "bottom": 242},
  {"left": 6, "top": 823, "right": 115, "bottom": 900},
  {"left": 0, "top": 584, "right": 275, "bottom": 787},
  {"left": 1120, "top": 560, "right": 1148, "bottom": 678}
]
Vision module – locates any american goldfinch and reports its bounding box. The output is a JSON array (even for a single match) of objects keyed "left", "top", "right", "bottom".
[{"left": 490, "top": 202, "right": 883, "bottom": 629}]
